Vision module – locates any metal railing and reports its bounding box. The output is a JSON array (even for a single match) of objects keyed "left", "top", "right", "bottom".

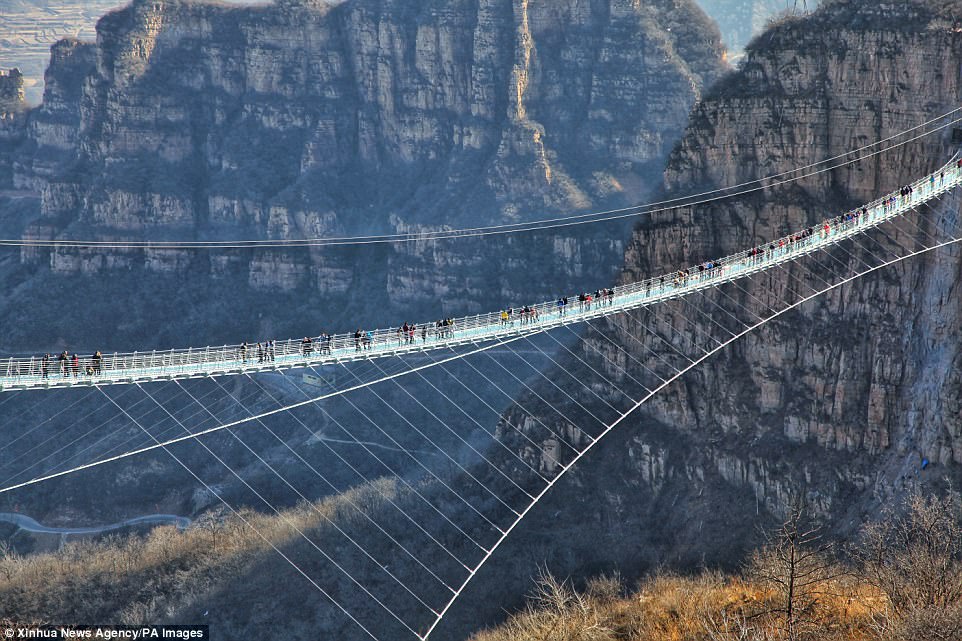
[{"left": 3, "top": 156, "right": 960, "bottom": 392}]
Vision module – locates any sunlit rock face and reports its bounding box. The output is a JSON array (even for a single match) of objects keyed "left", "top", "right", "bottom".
[
  {"left": 0, "top": 0, "right": 724, "bottom": 351},
  {"left": 486, "top": 0, "right": 962, "bottom": 595}
]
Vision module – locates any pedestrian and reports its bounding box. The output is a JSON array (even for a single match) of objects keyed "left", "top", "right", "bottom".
[
  {"left": 93, "top": 350, "right": 102, "bottom": 375},
  {"left": 72, "top": 353, "right": 80, "bottom": 377},
  {"left": 41, "top": 353, "right": 49, "bottom": 379},
  {"left": 354, "top": 329, "right": 362, "bottom": 351}
]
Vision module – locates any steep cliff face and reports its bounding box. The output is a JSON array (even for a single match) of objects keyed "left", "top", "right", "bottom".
[
  {"left": 0, "top": 69, "right": 24, "bottom": 114},
  {"left": 487, "top": 0, "right": 962, "bottom": 589},
  {"left": 622, "top": 0, "right": 962, "bottom": 495},
  {"left": 0, "top": 69, "right": 27, "bottom": 189},
  {"left": 1, "top": 0, "right": 724, "bottom": 349}
]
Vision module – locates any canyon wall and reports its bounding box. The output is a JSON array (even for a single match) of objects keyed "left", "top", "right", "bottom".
[
  {"left": 619, "top": 0, "right": 962, "bottom": 514},
  {"left": 486, "top": 2, "right": 962, "bottom": 598},
  {"left": 0, "top": 0, "right": 724, "bottom": 350},
  {"left": 0, "top": 68, "right": 27, "bottom": 189}
]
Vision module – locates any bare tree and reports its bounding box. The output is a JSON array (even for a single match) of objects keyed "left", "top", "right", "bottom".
[
  {"left": 853, "top": 492, "right": 962, "bottom": 639},
  {"left": 485, "top": 568, "right": 612, "bottom": 641},
  {"left": 748, "top": 502, "right": 840, "bottom": 640},
  {"left": 0, "top": 539, "right": 18, "bottom": 581}
]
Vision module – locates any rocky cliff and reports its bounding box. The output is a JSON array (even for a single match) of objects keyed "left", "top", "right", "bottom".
[
  {"left": 0, "top": 69, "right": 24, "bottom": 114},
  {"left": 465, "top": 0, "right": 962, "bottom": 626},
  {"left": 0, "top": 0, "right": 724, "bottom": 351},
  {"left": 0, "top": 69, "right": 27, "bottom": 189},
  {"left": 619, "top": 0, "right": 962, "bottom": 509}
]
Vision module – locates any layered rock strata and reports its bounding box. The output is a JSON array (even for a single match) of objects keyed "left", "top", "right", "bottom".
[
  {"left": 1, "top": 0, "right": 724, "bottom": 349},
  {"left": 487, "top": 0, "right": 962, "bottom": 596}
]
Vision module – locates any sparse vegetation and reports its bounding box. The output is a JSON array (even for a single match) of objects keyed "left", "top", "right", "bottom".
[
  {"left": 1, "top": 487, "right": 961, "bottom": 641},
  {"left": 471, "top": 570, "right": 877, "bottom": 641},
  {"left": 0, "top": 479, "right": 404, "bottom": 625},
  {"left": 471, "top": 493, "right": 962, "bottom": 641}
]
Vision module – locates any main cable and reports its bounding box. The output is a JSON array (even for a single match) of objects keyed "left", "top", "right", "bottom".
[{"left": 2, "top": 109, "right": 959, "bottom": 249}]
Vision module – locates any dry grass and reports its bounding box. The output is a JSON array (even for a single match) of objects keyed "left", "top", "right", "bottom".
[
  {"left": 471, "top": 571, "right": 887, "bottom": 641},
  {"left": 0, "top": 478, "right": 400, "bottom": 624},
  {"left": 1, "top": 491, "right": 958, "bottom": 640}
]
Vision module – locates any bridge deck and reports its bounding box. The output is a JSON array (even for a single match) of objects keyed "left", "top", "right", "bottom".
[{"left": 3, "top": 158, "right": 959, "bottom": 392}]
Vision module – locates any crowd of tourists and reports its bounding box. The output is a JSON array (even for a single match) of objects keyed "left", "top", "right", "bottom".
[{"left": 27, "top": 350, "right": 106, "bottom": 379}]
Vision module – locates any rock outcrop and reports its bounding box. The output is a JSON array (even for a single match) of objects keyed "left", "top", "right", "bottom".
[
  {"left": 617, "top": 0, "right": 962, "bottom": 514},
  {"left": 0, "top": 0, "right": 724, "bottom": 350},
  {"left": 484, "top": 0, "right": 962, "bottom": 599},
  {"left": 0, "top": 68, "right": 27, "bottom": 189},
  {"left": 0, "top": 69, "right": 24, "bottom": 114}
]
